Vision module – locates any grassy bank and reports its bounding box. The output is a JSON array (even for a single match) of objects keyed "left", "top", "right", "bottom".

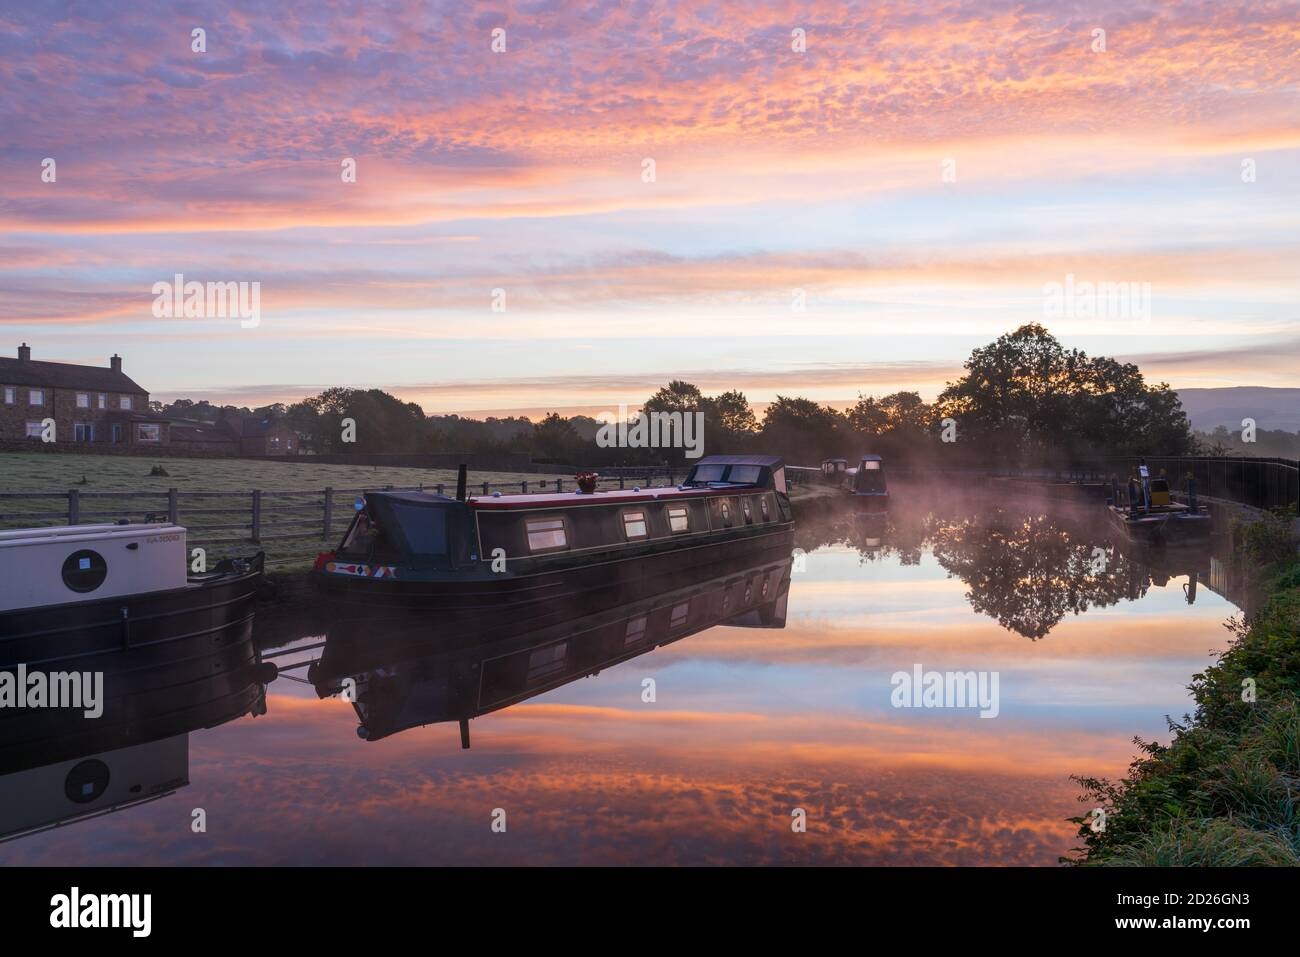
[{"left": 1069, "top": 512, "right": 1300, "bottom": 865}]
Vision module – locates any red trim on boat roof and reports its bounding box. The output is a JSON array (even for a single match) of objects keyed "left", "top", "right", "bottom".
[{"left": 467, "top": 485, "right": 763, "bottom": 510}]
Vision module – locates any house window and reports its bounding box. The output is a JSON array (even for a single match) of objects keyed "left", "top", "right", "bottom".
[
  {"left": 25, "top": 421, "right": 45, "bottom": 438},
  {"left": 135, "top": 423, "right": 160, "bottom": 443},
  {"left": 667, "top": 505, "right": 690, "bottom": 533},
  {"left": 3, "top": 387, "right": 14, "bottom": 404},
  {"left": 74, "top": 423, "right": 94, "bottom": 442},
  {"left": 742, "top": 499, "right": 753, "bottom": 524},
  {"left": 286, "top": 439, "right": 293, "bottom": 450},
  {"left": 269, "top": 436, "right": 280, "bottom": 449},
  {"left": 97, "top": 393, "right": 107, "bottom": 409},
  {"left": 28, "top": 389, "right": 43, "bottom": 405},
  {"left": 111, "top": 424, "right": 123, "bottom": 444},
  {"left": 624, "top": 615, "right": 648, "bottom": 646},
  {"left": 525, "top": 517, "right": 568, "bottom": 552},
  {"left": 760, "top": 497, "right": 770, "bottom": 521},
  {"left": 120, "top": 396, "right": 132, "bottom": 410},
  {"left": 76, "top": 393, "right": 90, "bottom": 408},
  {"left": 622, "top": 509, "right": 648, "bottom": 540}
]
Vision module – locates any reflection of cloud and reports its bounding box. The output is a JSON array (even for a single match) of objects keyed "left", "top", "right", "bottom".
[{"left": 0, "top": 696, "right": 1120, "bottom": 866}]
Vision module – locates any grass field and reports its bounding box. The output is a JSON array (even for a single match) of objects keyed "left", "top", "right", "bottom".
[{"left": 0, "top": 451, "right": 547, "bottom": 494}]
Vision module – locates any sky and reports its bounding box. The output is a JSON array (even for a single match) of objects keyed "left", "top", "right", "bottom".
[{"left": 1, "top": 0, "right": 1298, "bottom": 417}]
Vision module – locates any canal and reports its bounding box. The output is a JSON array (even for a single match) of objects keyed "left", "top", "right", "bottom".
[{"left": 0, "top": 486, "right": 1251, "bottom": 865}]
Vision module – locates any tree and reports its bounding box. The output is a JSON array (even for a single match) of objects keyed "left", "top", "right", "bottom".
[
  {"left": 936, "top": 323, "right": 1195, "bottom": 462},
  {"left": 532, "top": 412, "right": 583, "bottom": 461},
  {"left": 760, "top": 395, "right": 844, "bottom": 464}
]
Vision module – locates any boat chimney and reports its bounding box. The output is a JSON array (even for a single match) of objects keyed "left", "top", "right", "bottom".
[
  {"left": 17, "top": 342, "right": 30, "bottom": 362},
  {"left": 459, "top": 718, "right": 470, "bottom": 749},
  {"left": 455, "top": 463, "right": 467, "bottom": 501}
]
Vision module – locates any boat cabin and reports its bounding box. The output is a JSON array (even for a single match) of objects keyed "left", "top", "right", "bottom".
[
  {"left": 820, "top": 458, "right": 848, "bottom": 479},
  {"left": 849, "top": 454, "right": 888, "bottom": 496}
]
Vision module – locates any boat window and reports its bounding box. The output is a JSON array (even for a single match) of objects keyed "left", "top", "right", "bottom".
[
  {"left": 340, "top": 511, "right": 400, "bottom": 561},
  {"left": 388, "top": 502, "right": 448, "bottom": 556},
  {"left": 727, "top": 465, "right": 762, "bottom": 484},
  {"left": 691, "top": 464, "right": 726, "bottom": 483},
  {"left": 667, "top": 505, "right": 690, "bottom": 533},
  {"left": 527, "top": 642, "right": 567, "bottom": 683},
  {"left": 526, "top": 517, "right": 568, "bottom": 551},
  {"left": 624, "top": 616, "right": 648, "bottom": 646},
  {"left": 760, "top": 497, "right": 770, "bottom": 520},
  {"left": 720, "top": 500, "right": 732, "bottom": 525},
  {"left": 622, "top": 509, "right": 648, "bottom": 540},
  {"left": 742, "top": 499, "right": 753, "bottom": 524},
  {"left": 862, "top": 460, "right": 881, "bottom": 469},
  {"left": 669, "top": 601, "right": 690, "bottom": 629}
]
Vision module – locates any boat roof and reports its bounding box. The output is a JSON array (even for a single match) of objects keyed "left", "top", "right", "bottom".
[
  {"left": 690, "top": 454, "right": 784, "bottom": 468},
  {"left": 467, "top": 485, "right": 751, "bottom": 509}
]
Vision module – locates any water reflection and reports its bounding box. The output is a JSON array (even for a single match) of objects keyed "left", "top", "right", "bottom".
[
  {"left": 0, "top": 488, "right": 1254, "bottom": 865},
  {"left": 309, "top": 557, "right": 791, "bottom": 748}
]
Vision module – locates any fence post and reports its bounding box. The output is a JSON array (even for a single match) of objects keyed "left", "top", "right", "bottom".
[
  {"left": 168, "top": 487, "right": 178, "bottom": 524},
  {"left": 557, "top": 478, "right": 563, "bottom": 492},
  {"left": 620, "top": 476, "right": 625, "bottom": 489},
  {"left": 436, "top": 484, "right": 444, "bottom": 496},
  {"left": 68, "top": 489, "right": 79, "bottom": 525},
  {"left": 522, "top": 480, "right": 528, "bottom": 494},
  {"left": 251, "top": 490, "right": 262, "bottom": 543},
  {"left": 323, "top": 487, "right": 334, "bottom": 540},
  {"left": 482, "top": 481, "right": 489, "bottom": 496}
]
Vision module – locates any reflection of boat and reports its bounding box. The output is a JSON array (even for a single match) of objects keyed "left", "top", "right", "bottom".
[
  {"left": 847, "top": 454, "right": 888, "bottom": 509},
  {"left": 1105, "top": 469, "right": 1210, "bottom": 545},
  {"left": 312, "top": 455, "right": 794, "bottom": 622},
  {"left": 307, "top": 553, "right": 793, "bottom": 748},
  {"left": 0, "top": 586, "right": 276, "bottom": 841}
]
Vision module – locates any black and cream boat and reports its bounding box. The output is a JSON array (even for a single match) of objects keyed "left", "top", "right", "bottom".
[
  {"left": 0, "top": 521, "right": 266, "bottom": 756},
  {"left": 312, "top": 455, "right": 795, "bottom": 622}
]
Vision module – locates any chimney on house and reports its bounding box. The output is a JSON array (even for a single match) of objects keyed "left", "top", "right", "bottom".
[
  {"left": 17, "top": 343, "right": 30, "bottom": 362},
  {"left": 110, "top": 354, "right": 122, "bottom": 373}
]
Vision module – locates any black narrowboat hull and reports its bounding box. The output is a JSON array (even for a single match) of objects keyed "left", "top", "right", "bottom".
[{"left": 314, "top": 523, "right": 795, "bottom": 631}]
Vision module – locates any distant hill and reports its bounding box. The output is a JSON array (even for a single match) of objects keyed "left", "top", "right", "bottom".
[{"left": 1176, "top": 387, "right": 1300, "bottom": 433}]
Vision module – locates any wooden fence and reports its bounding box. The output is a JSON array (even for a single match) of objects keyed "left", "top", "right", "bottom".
[{"left": 0, "top": 472, "right": 681, "bottom": 567}]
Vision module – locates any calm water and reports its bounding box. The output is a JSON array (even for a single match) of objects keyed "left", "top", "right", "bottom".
[{"left": 0, "top": 489, "right": 1247, "bottom": 865}]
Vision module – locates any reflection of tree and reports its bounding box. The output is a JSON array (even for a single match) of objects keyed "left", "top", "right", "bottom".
[{"left": 928, "top": 508, "right": 1152, "bottom": 640}]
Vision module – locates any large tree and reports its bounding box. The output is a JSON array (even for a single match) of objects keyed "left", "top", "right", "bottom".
[{"left": 936, "top": 323, "right": 1194, "bottom": 462}]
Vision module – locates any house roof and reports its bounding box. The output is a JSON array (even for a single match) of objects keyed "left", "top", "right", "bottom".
[{"left": 0, "top": 357, "right": 147, "bottom": 394}]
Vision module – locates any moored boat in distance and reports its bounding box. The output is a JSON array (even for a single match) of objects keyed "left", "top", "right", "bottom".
[
  {"left": 847, "top": 454, "right": 889, "bottom": 508},
  {"left": 312, "top": 454, "right": 795, "bottom": 623},
  {"left": 1105, "top": 466, "right": 1211, "bottom": 546}
]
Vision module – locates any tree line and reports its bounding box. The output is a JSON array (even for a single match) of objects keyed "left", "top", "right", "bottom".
[{"left": 153, "top": 325, "right": 1206, "bottom": 466}]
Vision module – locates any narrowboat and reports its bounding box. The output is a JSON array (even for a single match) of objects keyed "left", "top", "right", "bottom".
[
  {"left": 0, "top": 522, "right": 269, "bottom": 773},
  {"left": 847, "top": 454, "right": 888, "bottom": 509},
  {"left": 312, "top": 454, "right": 795, "bottom": 623},
  {"left": 820, "top": 458, "right": 849, "bottom": 485},
  {"left": 1105, "top": 468, "right": 1210, "bottom": 546},
  {"left": 309, "top": 551, "right": 792, "bottom": 747}
]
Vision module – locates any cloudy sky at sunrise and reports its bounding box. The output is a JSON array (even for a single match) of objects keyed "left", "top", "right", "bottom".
[{"left": 1, "top": 0, "right": 1297, "bottom": 416}]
